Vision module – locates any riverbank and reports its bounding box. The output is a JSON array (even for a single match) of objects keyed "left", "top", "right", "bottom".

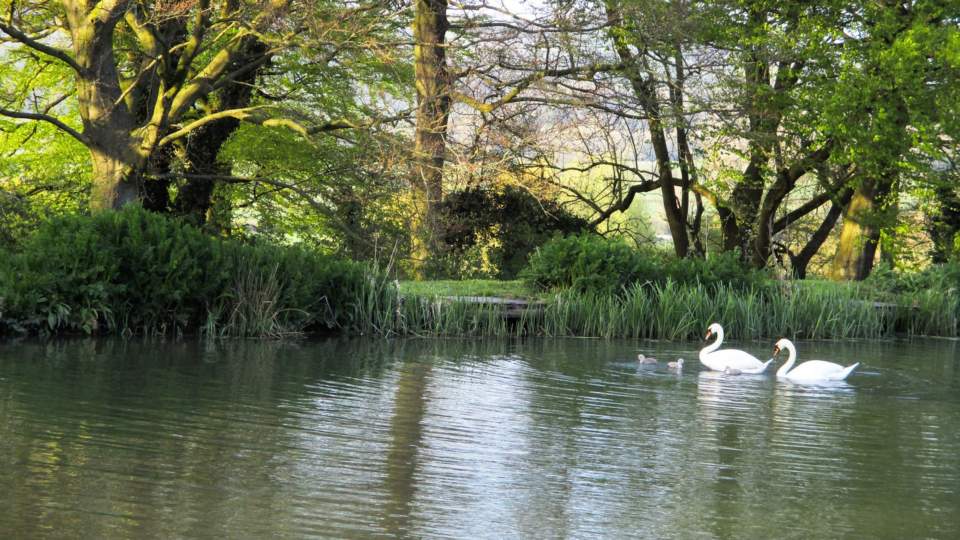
[
  {"left": 3, "top": 209, "right": 957, "bottom": 340},
  {"left": 367, "top": 279, "right": 957, "bottom": 340}
]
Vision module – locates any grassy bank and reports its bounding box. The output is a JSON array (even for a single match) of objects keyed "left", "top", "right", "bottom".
[
  {"left": 398, "top": 279, "right": 533, "bottom": 299},
  {"left": 2, "top": 210, "right": 956, "bottom": 340},
  {"left": 358, "top": 279, "right": 958, "bottom": 340}
]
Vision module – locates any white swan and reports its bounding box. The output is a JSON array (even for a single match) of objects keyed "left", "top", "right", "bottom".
[
  {"left": 773, "top": 338, "right": 859, "bottom": 382},
  {"left": 699, "top": 323, "right": 772, "bottom": 374}
]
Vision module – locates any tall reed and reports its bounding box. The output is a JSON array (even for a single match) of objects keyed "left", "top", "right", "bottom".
[{"left": 352, "top": 277, "right": 959, "bottom": 339}]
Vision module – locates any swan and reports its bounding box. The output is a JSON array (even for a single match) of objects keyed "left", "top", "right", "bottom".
[
  {"left": 773, "top": 338, "right": 859, "bottom": 382},
  {"left": 638, "top": 354, "right": 658, "bottom": 365},
  {"left": 699, "top": 323, "right": 773, "bottom": 374},
  {"left": 667, "top": 358, "right": 684, "bottom": 371}
]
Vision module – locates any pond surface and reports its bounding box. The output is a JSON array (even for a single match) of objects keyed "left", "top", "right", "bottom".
[{"left": 1, "top": 337, "right": 959, "bottom": 538}]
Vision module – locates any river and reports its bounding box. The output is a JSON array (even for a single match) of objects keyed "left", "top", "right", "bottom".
[{"left": 1, "top": 338, "right": 958, "bottom": 538}]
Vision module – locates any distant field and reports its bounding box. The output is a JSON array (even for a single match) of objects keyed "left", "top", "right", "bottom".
[{"left": 398, "top": 279, "right": 534, "bottom": 299}]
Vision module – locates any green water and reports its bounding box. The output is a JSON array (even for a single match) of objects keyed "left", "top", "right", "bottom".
[{"left": 1, "top": 338, "right": 959, "bottom": 538}]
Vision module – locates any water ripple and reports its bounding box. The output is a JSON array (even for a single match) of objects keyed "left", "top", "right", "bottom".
[{"left": 1, "top": 338, "right": 959, "bottom": 538}]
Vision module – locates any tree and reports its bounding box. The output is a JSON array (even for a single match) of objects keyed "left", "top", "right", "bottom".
[
  {"left": 829, "top": 0, "right": 960, "bottom": 279},
  {"left": 602, "top": 0, "right": 694, "bottom": 257},
  {"left": 0, "top": 0, "right": 403, "bottom": 213},
  {"left": 410, "top": 0, "right": 451, "bottom": 274}
]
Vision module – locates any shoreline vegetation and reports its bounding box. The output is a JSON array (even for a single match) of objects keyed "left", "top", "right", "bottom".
[{"left": 1, "top": 209, "right": 957, "bottom": 341}]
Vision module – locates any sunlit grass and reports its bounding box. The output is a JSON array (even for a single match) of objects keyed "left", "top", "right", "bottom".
[{"left": 398, "top": 279, "right": 534, "bottom": 299}]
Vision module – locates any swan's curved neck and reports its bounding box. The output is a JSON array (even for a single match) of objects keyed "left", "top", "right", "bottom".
[
  {"left": 700, "top": 326, "right": 724, "bottom": 359},
  {"left": 776, "top": 341, "right": 797, "bottom": 377}
]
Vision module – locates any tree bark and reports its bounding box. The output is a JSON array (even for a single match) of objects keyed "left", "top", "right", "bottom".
[
  {"left": 65, "top": 0, "right": 146, "bottom": 210},
  {"left": 410, "top": 0, "right": 451, "bottom": 276},
  {"left": 831, "top": 173, "right": 895, "bottom": 280}
]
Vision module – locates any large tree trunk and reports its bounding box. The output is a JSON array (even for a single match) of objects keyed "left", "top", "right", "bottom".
[
  {"left": 411, "top": 0, "right": 450, "bottom": 276},
  {"left": 67, "top": 0, "right": 146, "bottom": 210},
  {"left": 831, "top": 174, "right": 895, "bottom": 280},
  {"left": 88, "top": 145, "right": 145, "bottom": 210}
]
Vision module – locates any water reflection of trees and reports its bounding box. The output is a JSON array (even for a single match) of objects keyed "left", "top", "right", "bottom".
[
  {"left": 0, "top": 338, "right": 401, "bottom": 536},
  {"left": 381, "top": 358, "right": 430, "bottom": 537},
  {"left": 2, "top": 338, "right": 960, "bottom": 537}
]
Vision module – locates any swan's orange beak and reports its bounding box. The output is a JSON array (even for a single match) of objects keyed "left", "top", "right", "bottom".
[
  {"left": 704, "top": 330, "right": 712, "bottom": 341},
  {"left": 773, "top": 345, "right": 781, "bottom": 357}
]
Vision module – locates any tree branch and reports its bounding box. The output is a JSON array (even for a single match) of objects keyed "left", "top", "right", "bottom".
[
  {"left": 0, "top": 22, "right": 83, "bottom": 72},
  {"left": 772, "top": 185, "right": 853, "bottom": 235},
  {"left": 588, "top": 180, "right": 661, "bottom": 228},
  {"left": 158, "top": 106, "right": 411, "bottom": 147},
  {"left": 452, "top": 62, "right": 623, "bottom": 113},
  {"left": 0, "top": 107, "right": 89, "bottom": 146}
]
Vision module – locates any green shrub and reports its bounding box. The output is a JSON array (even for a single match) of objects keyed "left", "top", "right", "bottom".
[
  {"left": 520, "top": 233, "right": 655, "bottom": 293},
  {"left": 864, "top": 262, "right": 960, "bottom": 296},
  {"left": 521, "top": 233, "right": 766, "bottom": 293},
  {"left": 662, "top": 250, "right": 767, "bottom": 290},
  {"left": 2, "top": 207, "right": 367, "bottom": 336}
]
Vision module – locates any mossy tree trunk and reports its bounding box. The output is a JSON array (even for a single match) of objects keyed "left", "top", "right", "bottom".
[
  {"left": 831, "top": 174, "right": 895, "bottom": 280},
  {"left": 2, "top": 0, "right": 290, "bottom": 213},
  {"left": 411, "top": 0, "right": 451, "bottom": 277}
]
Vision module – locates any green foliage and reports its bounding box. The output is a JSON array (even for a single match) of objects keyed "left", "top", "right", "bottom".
[
  {"left": 661, "top": 251, "right": 767, "bottom": 290},
  {"left": 1, "top": 207, "right": 366, "bottom": 336},
  {"left": 220, "top": 124, "right": 410, "bottom": 261},
  {"left": 520, "top": 233, "right": 655, "bottom": 293},
  {"left": 432, "top": 186, "right": 589, "bottom": 279},
  {"left": 521, "top": 233, "right": 764, "bottom": 292},
  {"left": 864, "top": 262, "right": 960, "bottom": 296}
]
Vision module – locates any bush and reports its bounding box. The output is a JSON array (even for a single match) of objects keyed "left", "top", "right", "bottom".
[
  {"left": 433, "top": 186, "right": 589, "bottom": 279},
  {"left": 1, "top": 207, "right": 367, "bottom": 336},
  {"left": 864, "top": 262, "right": 960, "bottom": 297},
  {"left": 662, "top": 250, "right": 767, "bottom": 290},
  {"left": 520, "top": 233, "right": 656, "bottom": 293},
  {"left": 521, "top": 233, "right": 767, "bottom": 293}
]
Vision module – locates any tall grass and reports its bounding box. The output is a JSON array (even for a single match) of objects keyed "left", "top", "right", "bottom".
[
  {"left": 203, "top": 264, "right": 311, "bottom": 338},
  {"left": 352, "top": 277, "right": 959, "bottom": 339}
]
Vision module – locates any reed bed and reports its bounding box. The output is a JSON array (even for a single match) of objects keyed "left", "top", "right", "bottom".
[{"left": 351, "top": 277, "right": 959, "bottom": 339}]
